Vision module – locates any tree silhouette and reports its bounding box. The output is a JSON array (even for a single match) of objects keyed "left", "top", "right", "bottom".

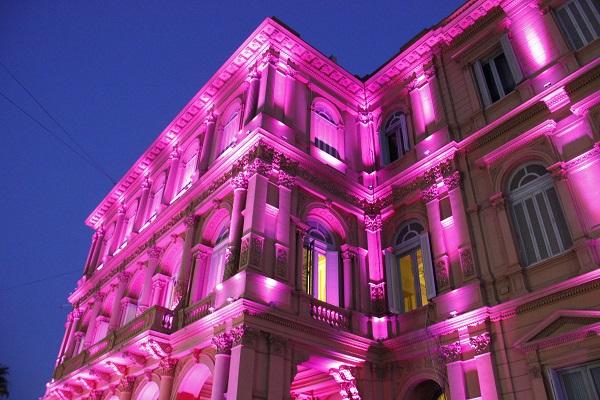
[{"left": 0, "top": 365, "right": 8, "bottom": 398}]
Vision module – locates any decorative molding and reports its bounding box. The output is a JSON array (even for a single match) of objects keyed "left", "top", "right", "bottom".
[
  {"left": 469, "top": 332, "right": 491, "bottom": 354},
  {"left": 440, "top": 341, "right": 462, "bottom": 363}
]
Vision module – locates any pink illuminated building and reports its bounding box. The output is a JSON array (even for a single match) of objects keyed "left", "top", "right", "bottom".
[{"left": 43, "top": 0, "right": 600, "bottom": 399}]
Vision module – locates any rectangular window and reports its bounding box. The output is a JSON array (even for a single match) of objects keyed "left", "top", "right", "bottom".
[
  {"left": 550, "top": 361, "right": 600, "bottom": 399},
  {"left": 397, "top": 247, "right": 429, "bottom": 313},
  {"left": 556, "top": 0, "right": 600, "bottom": 50},
  {"left": 317, "top": 253, "right": 327, "bottom": 302},
  {"left": 474, "top": 35, "right": 522, "bottom": 106}
]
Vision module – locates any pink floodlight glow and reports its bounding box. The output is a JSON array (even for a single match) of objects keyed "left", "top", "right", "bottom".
[
  {"left": 264, "top": 277, "right": 277, "bottom": 289},
  {"left": 372, "top": 316, "right": 388, "bottom": 340},
  {"left": 419, "top": 84, "right": 435, "bottom": 126},
  {"left": 525, "top": 27, "right": 547, "bottom": 68},
  {"left": 215, "top": 283, "right": 223, "bottom": 291}
]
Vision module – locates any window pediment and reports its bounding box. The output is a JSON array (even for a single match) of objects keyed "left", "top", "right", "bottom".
[{"left": 514, "top": 310, "right": 600, "bottom": 352}]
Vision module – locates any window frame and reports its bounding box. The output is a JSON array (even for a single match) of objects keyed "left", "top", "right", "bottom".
[
  {"left": 555, "top": 0, "right": 600, "bottom": 50},
  {"left": 302, "top": 222, "right": 340, "bottom": 306},
  {"left": 473, "top": 34, "right": 522, "bottom": 107},
  {"left": 508, "top": 164, "right": 572, "bottom": 267},
  {"left": 548, "top": 360, "right": 600, "bottom": 399},
  {"left": 380, "top": 111, "right": 410, "bottom": 165},
  {"left": 385, "top": 222, "right": 436, "bottom": 314}
]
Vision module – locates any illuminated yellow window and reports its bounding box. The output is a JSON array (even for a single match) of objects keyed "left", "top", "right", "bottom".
[
  {"left": 399, "top": 254, "right": 416, "bottom": 312},
  {"left": 317, "top": 253, "right": 327, "bottom": 301},
  {"left": 416, "top": 249, "right": 428, "bottom": 307},
  {"left": 302, "top": 247, "right": 313, "bottom": 296}
]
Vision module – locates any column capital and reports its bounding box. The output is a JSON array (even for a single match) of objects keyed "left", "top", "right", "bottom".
[
  {"left": 212, "top": 331, "right": 234, "bottom": 354},
  {"left": 204, "top": 107, "right": 217, "bottom": 124},
  {"left": 443, "top": 171, "right": 462, "bottom": 190},
  {"left": 278, "top": 171, "right": 295, "bottom": 189},
  {"left": 117, "top": 271, "right": 131, "bottom": 283},
  {"left": 440, "top": 341, "right": 462, "bottom": 363},
  {"left": 231, "top": 324, "right": 258, "bottom": 348},
  {"left": 147, "top": 246, "right": 163, "bottom": 260},
  {"left": 117, "top": 376, "right": 135, "bottom": 393},
  {"left": 421, "top": 185, "right": 439, "bottom": 203},
  {"left": 183, "top": 214, "right": 197, "bottom": 228},
  {"left": 157, "top": 358, "right": 178, "bottom": 377},
  {"left": 364, "top": 214, "right": 383, "bottom": 232},
  {"left": 231, "top": 172, "right": 249, "bottom": 190},
  {"left": 469, "top": 332, "right": 491, "bottom": 354}
]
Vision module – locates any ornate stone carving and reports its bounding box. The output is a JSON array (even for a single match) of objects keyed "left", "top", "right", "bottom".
[
  {"left": 183, "top": 214, "right": 196, "bottom": 227},
  {"left": 231, "top": 324, "right": 258, "bottom": 348},
  {"left": 459, "top": 247, "right": 475, "bottom": 278},
  {"left": 421, "top": 185, "right": 439, "bottom": 203},
  {"left": 364, "top": 214, "right": 382, "bottom": 232},
  {"left": 123, "top": 351, "right": 147, "bottom": 366},
  {"left": 469, "top": 332, "right": 491, "bottom": 354},
  {"left": 440, "top": 341, "right": 462, "bottom": 363},
  {"left": 275, "top": 245, "right": 288, "bottom": 279},
  {"left": 329, "top": 365, "right": 362, "bottom": 399},
  {"left": 434, "top": 258, "right": 450, "bottom": 290},
  {"left": 117, "top": 376, "right": 135, "bottom": 393},
  {"left": 158, "top": 358, "right": 178, "bottom": 377},
  {"left": 528, "top": 365, "right": 542, "bottom": 379},
  {"left": 547, "top": 162, "right": 568, "bottom": 181},
  {"left": 105, "top": 361, "right": 128, "bottom": 376},
  {"left": 140, "top": 338, "right": 172, "bottom": 360},
  {"left": 245, "top": 158, "right": 271, "bottom": 177},
  {"left": 147, "top": 246, "right": 163, "bottom": 260},
  {"left": 212, "top": 331, "right": 234, "bottom": 354},
  {"left": 231, "top": 172, "right": 249, "bottom": 190},
  {"left": 223, "top": 245, "right": 238, "bottom": 280},
  {"left": 278, "top": 171, "right": 296, "bottom": 189},
  {"left": 443, "top": 171, "right": 462, "bottom": 190}
]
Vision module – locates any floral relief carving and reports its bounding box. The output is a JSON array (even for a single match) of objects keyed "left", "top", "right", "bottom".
[
  {"left": 443, "top": 171, "right": 462, "bottom": 190},
  {"left": 421, "top": 185, "right": 438, "bottom": 203},
  {"left": 459, "top": 247, "right": 475, "bottom": 278},
  {"left": 275, "top": 246, "right": 288, "bottom": 279},
  {"left": 440, "top": 341, "right": 462, "bottom": 363},
  {"left": 435, "top": 258, "right": 450, "bottom": 290},
  {"left": 469, "top": 332, "right": 491, "bottom": 354},
  {"left": 212, "top": 331, "right": 234, "bottom": 354},
  {"left": 364, "top": 214, "right": 382, "bottom": 232}
]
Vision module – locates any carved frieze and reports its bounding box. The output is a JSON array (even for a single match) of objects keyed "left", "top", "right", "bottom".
[
  {"left": 469, "top": 332, "right": 491, "bottom": 354},
  {"left": 440, "top": 341, "right": 462, "bottom": 363}
]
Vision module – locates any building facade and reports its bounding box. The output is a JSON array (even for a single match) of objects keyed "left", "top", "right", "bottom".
[{"left": 43, "top": 0, "right": 600, "bottom": 399}]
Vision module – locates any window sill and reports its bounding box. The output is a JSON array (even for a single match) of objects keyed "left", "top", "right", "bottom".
[
  {"left": 311, "top": 146, "right": 347, "bottom": 173},
  {"left": 522, "top": 247, "right": 573, "bottom": 270}
]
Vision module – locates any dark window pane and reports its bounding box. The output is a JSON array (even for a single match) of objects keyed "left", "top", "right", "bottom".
[
  {"left": 514, "top": 203, "right": 536, "bottom": 265},
  {"left": 558, "top": 7, "right": 584, "bottom": 49},
  {"left": 546, "top": 188, "right": 572, "bottom": 249},
  {"left": 590, "top": 366, "right": 600, "bottom": 396},
  {"left": 386, "top": 131, "right": 399, "bottom": 161},
  {"left": 526, "top": 198, "right": 549, "bottom": 260},
  {"left": 495, "top": 53, "right": 516, "bottom": 93},
  {"left": 561, "top": 370, "right": 591, "bottom": 400},
  {"left": 536, "top": 193, "right": 560, "bottom": 255},
  {"left": 570, "top": 3, "right": 594, "bottom": 43},
  {"left": 581, "top": 0, "right": 600, "bottom": 36},
  {"left": 482, "top": 62, "right": 500, "bottom": 102},
  {"left": 510, "top": 168, "right": 526, "bottom": 191}
]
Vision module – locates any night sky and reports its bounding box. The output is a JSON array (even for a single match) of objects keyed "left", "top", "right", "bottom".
[{"left": 0, "top": 1, "right": 464, "bottom": 398}]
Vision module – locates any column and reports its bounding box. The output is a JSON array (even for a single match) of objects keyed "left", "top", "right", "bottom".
[
  {"left": 158, "top": 359, "right": 177, "bottom": 400},
  {"left": 117, "top": 377, "right": 135, "bottom": 400},
  {"left": 357, "top": 109, "right": 375, "bottom": 172},
  {"left": 190, "top": 246, "right": 211, "bottom": 303},
  {"left": 59, "top": 308, "right": 82, "bottom": 361},
  {"left": 133, "top": 179, "right": 151, "bottom": 232},
  {"left": 110, "top": 205, "right": 127, "bottom": 255},
  {"left": 275, "top": 171, "right": 293, "bottom": 280},
  {"left": 470, "top": 333, "right": 498, "bottom": 400},
  {"left": 163, "top": 147, "right": 181, "bottom": 204},
  {"left": 151, "top": 275, "right": 168, "bottom": 307},
  {"left": 446, "top": 362, "right": 466, "bottom": 400},
  {"left": 489, "top": 193, "right": 527, "bottom": 295},
  {"left": 87, "top": 229, "right": 105, "bottom": 275},
  {"left": 84, "top": 293, "right": 105, "bottom": 347},
  {"left": 340, "top": 245, "right": 354, "bottom": 309},
  {"left": 256, "top": 47, "right": 280, "bottom": 117},
  {"left": 199, "top": 111, "right": 217, "bottom": 174},
  {"left": 365, "top": 213, "right": 384, "bottom": 313},
  {"left": 223, "top": 172, "right": 248, "bottom": 280},
  {"left": 108, "top": 272, "right": 130, "bottom": 331},
  {"left": 138, "top": 247, "right": 162, "bottom": 313},
  {"left": 175, "top": 215, "right": 198, "bottom": 307},
  {"left": 283, "top": 60, "right": 297, "bottom": 128},
  {"left": 211, "top": 332, "right": 233, "bottom": 400},
  {"left": 244, "top": 64, "right": 261, "bottom": 125},
  {"left": 423, "top": 185, "right": 452, "bottom": 291},
  {"left": 227, "top": 326, "right": 257, "bottom": 400},
  {"left": 266, "top": 334, "right": 289, "bottom": 400},
  {"left": 85, "top": 231, "right": 102, "bottom": 275},
  {"left": 445, "top": 172, "right": 476, "bottom": 283},
  {"left": 294, "top": 223, "right": 309, "bottom": 291}
]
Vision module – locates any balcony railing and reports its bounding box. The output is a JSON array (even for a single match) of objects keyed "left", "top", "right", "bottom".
[
  {"left": 53, "top": 306, "right": 175, "bottom": 380},
  {"left": 309, "top": 298, "right": 351, "bottom": 330},
  {"left": 181, "top": 295, "right": 214, "bottom": 327}
]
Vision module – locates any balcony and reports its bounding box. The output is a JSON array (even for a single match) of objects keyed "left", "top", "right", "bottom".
[{"left": 53, "top": 306, "right": 175, "bottom": 380}]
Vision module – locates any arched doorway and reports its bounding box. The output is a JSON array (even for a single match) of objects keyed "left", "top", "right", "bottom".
[
  {"left": 175, "top": 363, "right": 213, "bottom": 400},
  {"left": 135, "top": 381, "right": 159, "bottom": 400},
  {"left": 406, "top": 380, "right": 446, "bottom": 400}
]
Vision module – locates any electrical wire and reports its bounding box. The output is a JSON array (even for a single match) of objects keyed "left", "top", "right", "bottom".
[
  {"left": 0, "top": 89, "right": 116, "bottom": 184},
  {"left": 0, "top": 269, "right": 80, "bottom": 292},
  {"left": 0, "top": 60, "right": 116, "bottom": 184}
]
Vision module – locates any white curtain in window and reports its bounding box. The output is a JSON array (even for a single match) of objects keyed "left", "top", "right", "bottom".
[{"left": 313, "top": 112, "right": 339, "bottom": 157}]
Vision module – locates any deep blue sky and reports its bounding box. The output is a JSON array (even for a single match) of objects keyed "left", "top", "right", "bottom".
[{"left": 0, "top": 1, "right": 464, "bottom": 398}]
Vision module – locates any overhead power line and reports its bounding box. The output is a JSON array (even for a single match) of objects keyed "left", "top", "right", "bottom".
[
  {"left": 0, "top": 59, "right": 116, "bottom": 184},
  {"left": 0, "top": 269, "right": 80, "bottom": 292}
]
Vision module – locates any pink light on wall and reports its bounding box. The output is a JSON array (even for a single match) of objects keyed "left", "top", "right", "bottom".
[
  {"left": 419, "top": 82, "right": 436, "bottom": 127},
  {"left": 524, "top": 27, "right": 548, "bottom": 68},
  {"left": 372, "top": 316, "right": 388, "bottom": 340}
]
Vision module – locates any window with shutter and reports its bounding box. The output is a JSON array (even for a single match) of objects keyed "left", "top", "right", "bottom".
[
  {"left": 380, "top": 111, "right": 410, "bottom": 165},
  {"left": 556, "top": 0, "right": 600, "bottom": 50},
  {"left": 385, "top": 221, "right": 436, "bottom": 314},
  {"left": 508, "top": 164, "right": 572, "bottom": 267},
  {"left": 302, "top": 221, "right": 340, "bottom": 307}
]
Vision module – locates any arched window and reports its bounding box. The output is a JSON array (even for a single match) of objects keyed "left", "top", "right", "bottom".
[
  {"left": 380, "top": 111, "right": 410, "bottom": 165},
  {"left": 206, "top": 227, "right": 229, "bottom": 292},
  {"left": 178, "top": 142, "right": 199, "bottom": 194},
  {"left": 508, "top": 164, "right": 571, "bottom": 266},
  {"left": 219, "top": 102, "right": 241, "bottom": 154},
  {"left": 385, "top": 221, "right": 436, "bottom": 313},
  {"left": 120, "top": 199, "right": 138, "bottom": 248},
  {"left": 302, "top": 221, "right": 339, "bottom": 306},
  {"left": 147, "top": 172, "right": 166, "bottom": 223},
  {"left": 311, "top": 100, "right": 343, "bottom": 161}
]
